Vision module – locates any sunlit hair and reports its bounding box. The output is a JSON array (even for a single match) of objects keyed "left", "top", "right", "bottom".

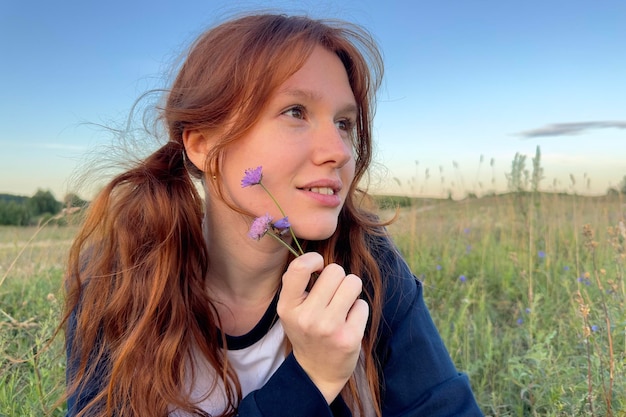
[{"left": 61, "top": 13, "right": 387, "bottom": 417}]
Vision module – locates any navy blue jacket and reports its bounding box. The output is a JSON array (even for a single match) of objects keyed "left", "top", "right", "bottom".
[{"left": 66, "top": 236, "right": 484, "bottom": 416}]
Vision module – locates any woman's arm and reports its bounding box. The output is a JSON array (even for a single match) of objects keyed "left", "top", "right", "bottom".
[{"left": 236, "top": 353, "right": 351, "bottom": 416}]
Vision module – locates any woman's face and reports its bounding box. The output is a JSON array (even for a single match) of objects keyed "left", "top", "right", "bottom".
[{"left": 219, "top": 45, "right": 357, "bottom": 241}]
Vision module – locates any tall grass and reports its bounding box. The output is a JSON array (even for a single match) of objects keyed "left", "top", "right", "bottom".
[
  {"left": 0, "top": 225, "right": 75, "bottom": 416},
  {"left": 386, "top": 192, "right": 625, "bottom": 416},
  {"left": 0, "top": 192, "right": 624, "bottom": 416}
]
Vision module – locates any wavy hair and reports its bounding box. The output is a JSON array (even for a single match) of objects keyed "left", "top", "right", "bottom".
[{"left": 61, "top": 13, "right": 387, "bottom": 417}]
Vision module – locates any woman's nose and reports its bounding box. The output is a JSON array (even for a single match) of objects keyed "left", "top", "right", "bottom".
[{"left": 311, "top": 122, "right": 353, "bottom": 168}]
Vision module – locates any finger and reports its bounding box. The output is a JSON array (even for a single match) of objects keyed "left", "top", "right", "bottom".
[
  {"left": 279, "top": 252, "right": 324, "bottom": 308},
  {"left": 345, "top": 298, "right": 369, "bottom": 337},
  {"left": 305, "top": 263, "right": 346, "bottom": 307},
  {"left": 326, "top": 274, "right": 363, "bottom": 319}
]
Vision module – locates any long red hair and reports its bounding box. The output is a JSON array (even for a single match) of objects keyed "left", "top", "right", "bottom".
[{"left": 62, "top": 14, "right": 387, "bottom": 417}]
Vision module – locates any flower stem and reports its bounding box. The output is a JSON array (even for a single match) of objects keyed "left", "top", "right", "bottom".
[
  {"left": 261, "top": 183, "right": 304, "bottom": 255},
  {"left": 266, "top": 231, "right": 301, "bottom": 258}
]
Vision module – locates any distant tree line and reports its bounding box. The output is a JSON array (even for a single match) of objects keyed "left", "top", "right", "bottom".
[
  {"left": 2, "top": 163, "right": 625, "bottom": 226},
  {"left": 0, "top": 189, "right": 87, "bottom": 226}
]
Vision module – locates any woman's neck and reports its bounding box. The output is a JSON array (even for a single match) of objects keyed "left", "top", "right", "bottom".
[
  {"left": 202, "top": 198, "right": 289, "bottom": 305},
  {"left": 202, "top": 197, "right": 292, "bottom": 336}
]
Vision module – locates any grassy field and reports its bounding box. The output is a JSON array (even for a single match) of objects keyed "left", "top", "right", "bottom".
[
  {"left": 0, "top": 225, "right": 74, "bottom": 417},
  {"left": 0, "top": 192, "right": 624, "bottom": 416}
]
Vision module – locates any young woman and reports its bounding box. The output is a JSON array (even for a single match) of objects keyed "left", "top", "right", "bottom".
[{"left": 62, "top": 13, "right": 483, "bottom": 417}]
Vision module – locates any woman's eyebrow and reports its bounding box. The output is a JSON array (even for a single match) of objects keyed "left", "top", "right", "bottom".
[{"left": 279, "top": 87, "right": 322, "bottom": 101}]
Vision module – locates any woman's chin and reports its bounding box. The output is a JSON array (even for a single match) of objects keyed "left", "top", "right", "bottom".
[{"left": 293, "top": 222, "right": 338, "bottom": 242}]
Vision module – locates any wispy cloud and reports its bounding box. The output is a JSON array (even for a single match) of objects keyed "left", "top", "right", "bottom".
[{"left": 516, "top": 121, "right": 626, "bottom": 138}]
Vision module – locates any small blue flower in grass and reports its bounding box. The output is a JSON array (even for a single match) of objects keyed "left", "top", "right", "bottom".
[
  {"left": 525, "top": 308, "right": 531, "bottom": 314},
  {"left": 517, "top": 318, "right": 524, "bottom": 325},
  {"left": 248, "top": 214, "right": 273, "bottom": 240},
  {"left": 591, "top": 325, "right": 599, "bottom": 333},
  {"left": 459, "top": 275, "right": 466, "bottom": 283},
  {"left": 241, "top": 166, "right": 263, "bottom": 187},
  {"left": 563, "top": 266, "right": 570, "bottom": 271},
  {"left": 436, "top": 264, "right": 442, "bottom": 271},
  {"left": 538, "top": 250, "right": 545, "bottom": 259}
]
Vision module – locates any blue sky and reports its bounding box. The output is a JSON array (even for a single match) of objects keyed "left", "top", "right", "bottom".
[{"left": 1, "top": 0, "right": 625, "bottom": 199}]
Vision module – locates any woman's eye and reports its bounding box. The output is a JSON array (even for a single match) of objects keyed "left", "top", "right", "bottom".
[
  {"left": 283, "top": 105, "right": 305, "bottom": 120},
  {"left": 336, "top": 119, "right": 355, "bottom": 131}
]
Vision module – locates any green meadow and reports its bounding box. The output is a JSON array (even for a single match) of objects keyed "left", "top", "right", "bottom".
[{"left": 1, "top": 192, "right": 624, "bottom": 416}]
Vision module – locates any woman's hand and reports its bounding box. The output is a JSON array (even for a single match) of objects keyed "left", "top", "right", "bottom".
[{"left": 277, "top": 252, "right": 369, "bottom": 403}]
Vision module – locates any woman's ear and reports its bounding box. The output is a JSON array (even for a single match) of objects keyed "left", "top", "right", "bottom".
[{"left": 182, "top": 129, "right": 211, "bottom": 172}]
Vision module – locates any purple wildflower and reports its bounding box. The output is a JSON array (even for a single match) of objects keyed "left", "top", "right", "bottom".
[
  {"left": 273, "top": 217, "right": 290, "bottom": 229},
  {"left": 241, "top": 166, "right": 263, "bottom": 187},
  {"left": 563, "top": 266, "right": 570, "bottom": 271},
  {"left": 436, "top": 265, "right": 442, "bottom": 271},
  {"left": 273, "top": 217, "right": 291, "bottom": 231},
  {"left": 525, "top": 308, "right": 531, "bottom": 314},
  {"left": 459, "top": 275, "right": 466, "bottom": 282},
  {"left": 591, "top": 325, "right": 599, "bottom": 332},
  {"left": 517, "top": 318, "right": 524, "bottom": 325},
  {"left": 248, "top": 214, "right": 272, "bottom": 240},
  {"left": 538, "top": 250, "right": 546, "bottom": 259}
]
